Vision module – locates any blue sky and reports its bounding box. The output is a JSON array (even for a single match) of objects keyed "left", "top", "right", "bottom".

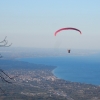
[{"left": 0, "top": 0, "right": 100, "bottom": 50}]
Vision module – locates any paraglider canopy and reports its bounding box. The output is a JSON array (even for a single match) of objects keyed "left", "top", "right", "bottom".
[{"left": 54, "top": 27, "right": 82, "bottom": 36}]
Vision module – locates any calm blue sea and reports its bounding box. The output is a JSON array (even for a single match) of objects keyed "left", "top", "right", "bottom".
[{"left": 18, "top": 54, "right": 100, "bottom": 86}]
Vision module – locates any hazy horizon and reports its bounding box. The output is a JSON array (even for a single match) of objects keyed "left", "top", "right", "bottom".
[{"left": 0, "top": 0, "right": 100, "bottom": 50}]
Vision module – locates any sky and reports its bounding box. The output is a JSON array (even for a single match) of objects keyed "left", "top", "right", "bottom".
[{"left": 0, "top": 0, "right": 100, "bottom": 50}]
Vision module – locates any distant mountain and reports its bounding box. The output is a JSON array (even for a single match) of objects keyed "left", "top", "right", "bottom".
[{"left": 0, "top": 59, "right": 56, "bottom": 70}]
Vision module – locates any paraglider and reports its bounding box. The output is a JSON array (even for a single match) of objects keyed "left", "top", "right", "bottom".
[
  {"left": 54, "top": 27, "right": 82, "bottom": 53},
  {"left": 68, "top": 49, "right": 71, "bottom": 53},
  {"left": 54, "top": 27, "right": 82, "bottom": 36}
]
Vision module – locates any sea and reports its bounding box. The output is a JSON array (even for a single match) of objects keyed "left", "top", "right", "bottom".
[{"left": 18, "top": 54, "right": 100, "bottom": 86}]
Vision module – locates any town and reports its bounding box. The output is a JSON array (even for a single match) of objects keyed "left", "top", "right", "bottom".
[{"left": 0, "top": 59, "right": 100, "bottom": 100}]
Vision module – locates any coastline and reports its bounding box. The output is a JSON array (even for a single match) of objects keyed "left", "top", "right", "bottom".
[
  {"left": 17, "top": 57, "right": 100, "bottom": 86},
  {"left": 52, "top": 66, "right": 60, "bottom": 79}
]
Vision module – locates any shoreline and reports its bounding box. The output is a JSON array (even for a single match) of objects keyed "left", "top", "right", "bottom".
[
  {"left": 17, "top": 57, "right": 100, "bottom": 86},
  {"left": 51, "top": 65, "right": 100, "bottom": 86},
  {"left": 51, "top": 67, "right": 63, "bottom": 80}
]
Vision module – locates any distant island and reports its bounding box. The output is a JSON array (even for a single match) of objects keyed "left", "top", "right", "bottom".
[{"left": 0, "top": 59, "right": 100, "bottom": 100}]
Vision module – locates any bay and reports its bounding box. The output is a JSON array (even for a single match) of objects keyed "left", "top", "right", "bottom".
[{"left": 18, "top": 55, "right": 100, "bottom": 86}]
